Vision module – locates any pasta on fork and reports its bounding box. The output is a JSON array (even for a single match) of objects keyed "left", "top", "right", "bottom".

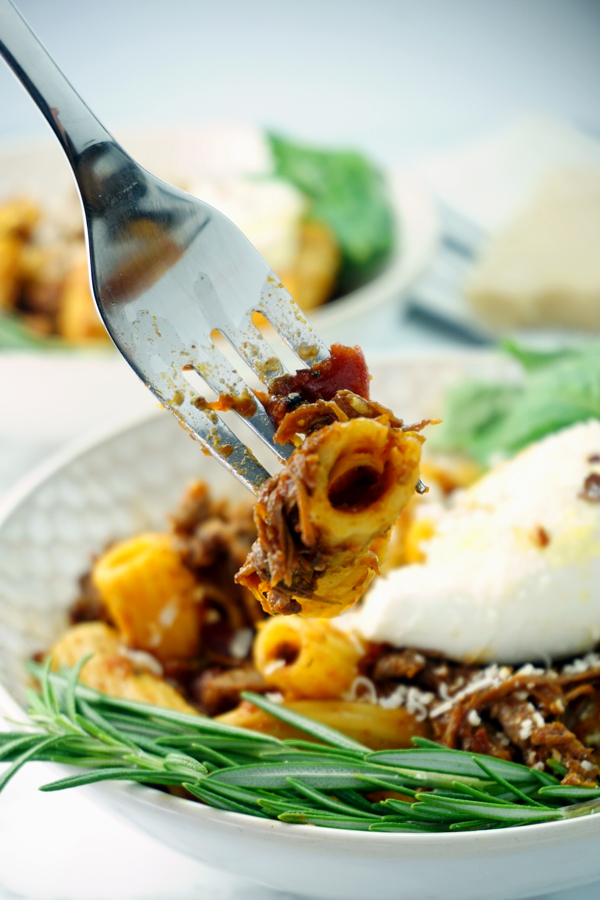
[{"left": 236, "top": 344, "right": 429, "bottom": 617}]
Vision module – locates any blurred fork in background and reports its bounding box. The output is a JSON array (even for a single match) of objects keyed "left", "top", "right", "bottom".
[{"left": 405, "top": 204, "right": 491, "bottom": 345}]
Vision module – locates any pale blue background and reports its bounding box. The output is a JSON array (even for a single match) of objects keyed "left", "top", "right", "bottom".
[
  {"left": 2, "top": 0, "right": 599, "bottom": 165},
  {"left": 2, "top": 0, "right": 599, "bottom": 356}
]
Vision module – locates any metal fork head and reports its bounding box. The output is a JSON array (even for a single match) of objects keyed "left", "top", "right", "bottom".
[
  {"left": 0, "top": 0, "right": 328, "bottom": 494},
  {"left": 77, "top": 141, "right": 330, "bottom": 494}
]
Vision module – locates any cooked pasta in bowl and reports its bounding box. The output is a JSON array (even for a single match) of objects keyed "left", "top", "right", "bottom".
[{"left": 1, "top": 350, "right": 600, "bottom": 900}]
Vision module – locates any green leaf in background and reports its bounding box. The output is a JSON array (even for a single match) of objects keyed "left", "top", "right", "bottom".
[
  {"left": 0, "top": 313, "right": 60, "bottom": 350},
  {"left": 501, "top": 340, "right": 577, "bottom": 373},
  {"left": 0, "top": 312, "right": 111, "bottom": 352},
  {"left": 268, "top": 133, "right": 395, "bottom": 291},
  {"left": 428, "top": 381, "right": 522, "bottom": 461},
  {"left": 431, "top": 343, "right": 600, "bottom": 466}
]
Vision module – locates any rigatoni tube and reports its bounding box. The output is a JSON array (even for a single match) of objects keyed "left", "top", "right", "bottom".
[
  {"left": 254, "top": 615, "right": 363, "bottom": 700},
  {"left": 92, "top": 533, "right": 200, "bottom": 661}
]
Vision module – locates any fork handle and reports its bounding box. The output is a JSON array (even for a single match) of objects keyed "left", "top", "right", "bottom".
[{"left": 0, "top": 0, "right": 113, "bottom": 166}]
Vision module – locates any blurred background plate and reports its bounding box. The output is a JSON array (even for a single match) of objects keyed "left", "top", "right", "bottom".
[{"left": 0, "top": 124, "right": 438, "bottom": 349}]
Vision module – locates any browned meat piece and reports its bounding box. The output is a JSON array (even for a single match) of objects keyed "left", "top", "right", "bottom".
[
  {"left": 458, "top": 725, "right": 513, "bottom": 760},
  {"left": 567, "top": 686, "right": 600, "bottom": 750},
  {"left": 192, "top": 666, "right": 267, "bottom": 716},
  {"left": 171, "top": 484, "right": 262, "bottom": 647},
  {"left": 262, "top": 343, "right": 371, "bottom": 427},
  {"left": 529, "top": 721, "right": 598, "bottom": 784},
  {"left": 490, "top": 698, "right": 546, "bottom": 750},
  {"left": 170, "top": 480, "right": 213, "bottom": 533},
  {"left": 69, "top": 572, "right": 113, "bottom": 626},
  {"left": 372, "top": 648, "right": 427, "bottom": 682},
  {"left": 272, "top": 390, "right": 407, "bottom": 446}
]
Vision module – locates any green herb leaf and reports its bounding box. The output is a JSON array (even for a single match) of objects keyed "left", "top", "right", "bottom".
[
  {"left": 539, "top": 785, "right": 600, "bottom": 800},
  {"left": 184, "top": 782, "right": 271, "bottom": 818},
  {"left": 286, "top": 777, "right": 380, "bottom": 819},
  {"left": 241, "top": 692, "right": 369, "bottom": 752},
  {"left": 209, "top": 761, "right": 396, "bottom": 790},
  {"left": 268, "top": 133, "right": 395, "bottom": 289},
  {"left": 39, "top": 767, "right": 190, "bottom": 791},
  {"left": 472, "top": 757, "right": 546, "bottom": 807},
  {"left": 368, "top": 748, "right": 537, "bottom": 785},
  {"left": 431, "top": 343, "right": 600, "bottom": 464},
  {"left": 368, "top": 821, "right": 445, "bottom": 833},
  {"left": 416, "top": 793, "right": 561, "bottom": 823},
  {"left": 0, "top": 733, "right": 48, "bottom": 761},
  {"left": 0, "top": 736, "right": 65, "bottom": 792},
  {"left": 278, "top": 812, "right": 377, "bottom": 831}
]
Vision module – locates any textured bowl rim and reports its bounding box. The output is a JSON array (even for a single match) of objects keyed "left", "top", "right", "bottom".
[
  {"left": 0, "top": 349, "right": 599, "bottom": 851},
  {"left": 97, "top": 775, "right": 600, "bottom": 853}
]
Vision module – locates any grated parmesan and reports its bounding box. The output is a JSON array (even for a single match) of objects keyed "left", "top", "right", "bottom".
[
  {"left": 263, "top": 659, "right": 287, "bottom": 676},
  {"left": 118, "top": 647, "right": 163, "bottom": 676},
  {"left": 378, "top": 684, "right": 435, "bottom": 721},
  {"left": 430, "top": 664, "right": 512, "bottom": 719},
  {"left": 344, "top": 676, "right": 378, "bottom": 705},
  {"left": 467, "top": 709, "right": 482, "bottom": 727},
  {"left": 562, "top": 652, "right": 600, "bottom": 676},
  {"left": 519, "top": 718, "right": 534, "bottom": 741}
]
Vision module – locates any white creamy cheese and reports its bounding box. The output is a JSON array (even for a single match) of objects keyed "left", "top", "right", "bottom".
[{"left": 351, "top": 420, "right": 600, "bottom": 664}]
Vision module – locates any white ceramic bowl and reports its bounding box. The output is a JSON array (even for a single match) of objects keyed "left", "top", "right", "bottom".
[
  {"left": 0, "top": 125, "right": 437, "bottom": 344},
  {"left": 1, "top": 353, "right": 599, "bottom": 900}
]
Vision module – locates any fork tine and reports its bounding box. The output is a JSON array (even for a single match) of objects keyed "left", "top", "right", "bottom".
[
  {"left": 217, "top": 315, "right": 288, "bottom": 387},
  {"left": 131, "top": 359, "right": 272, "bottom": 493},
  {"left": 255, "top": 277, "right": 330, "bottom": 365},
  {"left": 186, "top": 343, "right": 293, "bottom": 463},
  {"left": 130, "top": 362, "right": 272, "bottom": 494},
  {"left": 114, "top": 309, "right": 281, "bottom": 488},
  {"left": 173, "top": 397, "right": 272, "bottom": 495}
]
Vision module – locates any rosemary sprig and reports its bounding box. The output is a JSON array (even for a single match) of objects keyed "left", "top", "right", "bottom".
[{"left": 1, "top": 666, "right": 598, "bottom": 833}]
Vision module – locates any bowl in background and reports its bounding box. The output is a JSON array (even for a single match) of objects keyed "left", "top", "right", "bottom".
[{"left": 0, "top": 124, "right": 438, "bottom": 349}]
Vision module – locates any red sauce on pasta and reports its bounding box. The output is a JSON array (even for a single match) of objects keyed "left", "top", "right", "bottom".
[{"left": 263, "top": 343, "right": 370, "bottom": 425}]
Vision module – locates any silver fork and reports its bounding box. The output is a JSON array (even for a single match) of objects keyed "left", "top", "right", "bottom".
[{"left": 0, "top": 0, "right": 329, "bottom": 494}]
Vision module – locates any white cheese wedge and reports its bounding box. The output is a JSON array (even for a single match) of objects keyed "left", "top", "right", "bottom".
[
  {"left": 466, "top": 168, "right": 600, "bottom": 329},
  {"left": 351, "top": 420, "right": 600, "bottom": 664}
]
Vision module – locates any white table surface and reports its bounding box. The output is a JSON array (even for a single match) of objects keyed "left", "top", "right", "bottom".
[{"left": 1, "top": 1, "right": 600, "bottom": 897}]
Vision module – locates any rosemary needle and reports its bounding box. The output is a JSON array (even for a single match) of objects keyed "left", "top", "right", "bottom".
[{"left": 0, "top": 663, "right": 594, "bottom": 833}]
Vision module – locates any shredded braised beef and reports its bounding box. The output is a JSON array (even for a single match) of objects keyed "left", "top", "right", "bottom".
[
  {"left": 235, "top": 431, "right": 322, "bottom": 615},
  {"left": 191, "top": 666, "right": 267, "bottom": 717},
  {"left": 68, "top": 479, "right": 267, "bottom": 714},
  {"left": 366, "top": 646, "right": 600, "bottom": 785},
  {"left": 69, "top": 572, "right": 114, "bottom": 626}
]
